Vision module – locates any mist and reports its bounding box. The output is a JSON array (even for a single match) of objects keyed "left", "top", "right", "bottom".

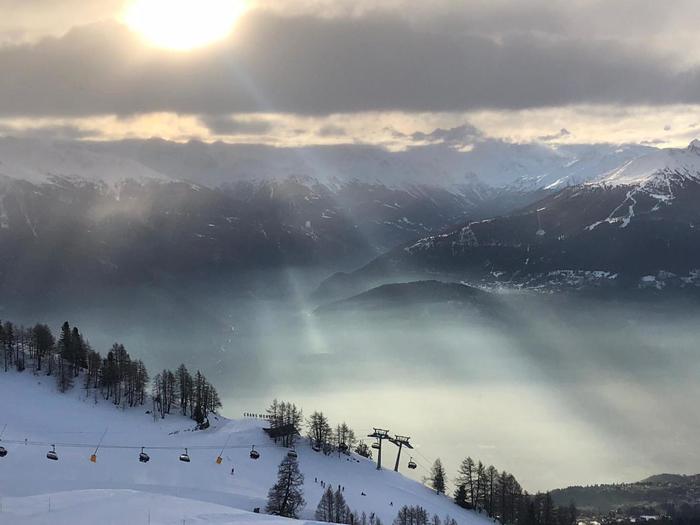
[{"left": 4, "top": 271, "right": 700, "bottom": 493}]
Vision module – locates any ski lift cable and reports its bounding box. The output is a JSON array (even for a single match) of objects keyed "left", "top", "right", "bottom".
[
  {"left": 93, "top": 427, "right": 108, "bottom": 456},
  {"left": 0, "top": 438, "right": 280, "bottom": 451},
  {"left": 218, "top": 433, "right": 233, "bottom": 458}
]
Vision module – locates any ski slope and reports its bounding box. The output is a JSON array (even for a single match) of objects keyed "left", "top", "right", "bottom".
[{"left": 0, "top": 372, "right": 491, "bottom": 525}]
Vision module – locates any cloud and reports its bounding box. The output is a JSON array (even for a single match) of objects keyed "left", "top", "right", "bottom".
[
  {"left": 537, "top": 128, "right": 571, "bottom": 142},
  {"left": 410, "top": 124, "right": 483, "bottom": 145},
  {"left": 199, "top": 115, "right": 273, "bottom": 135},
  {"left": 318, "top": 124, "right": 347, "bottom": 137},
  {"left": 3, "top": 11, "right": 700, "bottom": 119},
  {"left": 0, "top": 122, "right": 101, "bottom": 140}
]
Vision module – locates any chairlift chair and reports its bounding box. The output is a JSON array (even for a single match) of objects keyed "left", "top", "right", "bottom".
[
  {"left": 139, "top": 448, "right": 150, "bottom": 463},
  {"left": 90, "top": 453, "right": 97, "bottom": 463},
  {"left": 287, "top": 448, "right": 298, "bottom": 459},
  {"left": 46, "top": 445, "right": 58, "bottom": 461},
  {"left": 0, "top": 446, "right": 7, "bottom": 458},
  {"left": 339, "top": 443, "right": 349, "bottom": 452},
  {"left": 179, "top": 448, "right": 191, "bottom": 463},
  {"left": 408, "top": 457, "right": 417, "bottom": 470},
  {"left": 249, "top": 445, "right": 260, "bottom": 460},
  {"left": 371, "top": 442, "right": 380, "bottom": 450}
]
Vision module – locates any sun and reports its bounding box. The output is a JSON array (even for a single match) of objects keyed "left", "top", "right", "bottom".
[{"left": 124, "top": 0, "right": 247, "bottom": 51}]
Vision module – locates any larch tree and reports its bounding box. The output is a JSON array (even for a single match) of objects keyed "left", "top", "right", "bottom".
[
  {"left": 266, "top": 455, "right": 305, "bottom": 518},
  {"left": 429, "top": 458, "right": 447, "bottom": 495}
]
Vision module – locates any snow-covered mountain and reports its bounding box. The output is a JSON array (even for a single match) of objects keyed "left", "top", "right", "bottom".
[
  {"left": 0, "top": 136, "right": 654, "bottom": 192},
  {"left": 76, "top": 138, "right": 652, "bottom": 192},
  {"left": 0, "top": 137, "right": 169, "bottom": 187},
  {"left": 598, "top": 139, "right": 700, "bottom": 187},
  {"left": 316, "top": 141, "right": 700, "bottom": 297},
  {"left": 0, "top": 135, "right": 687, "bottom": 297},
  {"left": 0, "top": 370, "right": 488, "bottom": 525}
]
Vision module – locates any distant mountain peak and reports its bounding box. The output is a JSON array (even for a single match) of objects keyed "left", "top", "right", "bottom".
[
  {"left": 687, "top": 138, "right": 700, "bottom": 153},
  {"left": 596, "top": 141, "right": 700, "bottom": 187}
]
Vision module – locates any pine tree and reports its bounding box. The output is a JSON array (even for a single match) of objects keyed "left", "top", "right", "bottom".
[
  {"left": 354, "top": 440, "right": 372, "bottom": 459},
  {"left": 454, "top": 484, "right": 468, "bottom": 509},
  {"left": 307, "top": 411, "right": 332, "bottom": 451},
  {"left": 266, "top": 455, "right": 305, "bottom": 518},
  {"left": 475, "top": 460, "right": 486, "bottom": 509},
  {"left": 332, "top": 487, "right": 351, "bottom": 524},
  {"left": 57, "top": 322, "right": 73, "bottom": 366},
  {"left": 32, "top": 324, "right": 54, "bottom": 373},
  {"left": 456, "top": 457, "right": 476, "bottom": 508},
  {"left": 393, "top": 506, "right": 429, "bottom": 525},
  {"left": 315, "top": 486, "right": 336, "bottom": 522},
  {"left": 429, "top": 458, "right": 447, "bottom": 494},
  {"left": 486, "top": 465, "right": 498, "bottom": 517}
]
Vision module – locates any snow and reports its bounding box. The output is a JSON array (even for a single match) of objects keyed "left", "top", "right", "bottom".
[
  {"left": 0, "top": 490, "right": 314, "bottom": 525},
  {"left": 0, "top": 136, "right": 656, "bottom": 193},
  {"left": 0, "top": 372, "right": 489, "bottom": 525},
  {"left": 597, "top": 140, "right": 700, "bottom": 187},
  {"left": 0, "top": 137, "right": 169, "bottom": 187}
]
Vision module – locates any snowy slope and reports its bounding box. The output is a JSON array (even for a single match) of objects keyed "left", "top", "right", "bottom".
[
  {"left": 0, "top": 372, "right": 489, "bottom": 525},
  {"left": 598, "top": 140, "right": 700, "bottom": 187},
  {"left": 0, "top": 137, "right": 169, "bottom": 186},
  {"left": 0, "top": 490, "right": 319, "bottom": 525}
]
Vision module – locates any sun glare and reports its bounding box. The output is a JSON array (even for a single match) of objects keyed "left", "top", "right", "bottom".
[{"left": 124, "top": 0, "right": 247, "bottom": 51}]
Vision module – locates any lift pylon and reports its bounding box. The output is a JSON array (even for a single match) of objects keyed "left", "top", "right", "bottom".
[
  {"left": 388, "top": 435, "right": 413, "bottom": 472},
  {"left": 367, "top": 428, "right": 390, "bottom": 470}
]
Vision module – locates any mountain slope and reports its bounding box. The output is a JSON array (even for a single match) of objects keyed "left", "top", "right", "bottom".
[
  {"left": 550, "top": 473, "right": 700, "bottom": 512},
  {"left": 0, "top": 370, "right": 487, "bottom": 525},
  {"left": 317, "top": 141, "right": 700, "bottom": 297}
]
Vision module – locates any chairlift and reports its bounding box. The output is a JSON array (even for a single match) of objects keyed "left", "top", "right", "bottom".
[
  {"left": 287, "top": 448, "right": 298, "bottom": 459},
  {"left": 249, "top": 445, "right": 260, "bottom": 460},
  {"left": 371, "top": 442, "right": 380, "bottom": 450},
  {"left": 139, "top": 447, "right": 150, "bottom": 463},
  {"left": 0, "top": 446, "right": 7, "bottom": 458},
  {"left": 408, "top": 457, "right": 417, "bottom": 470},
  {"left": 216, "top": 455, "right": 223, "bottom": 465},
  {"left": 90, "top": 453, "right": 97, "bottom": 463},
  {"left": 312, "top": 444, "right": 321, "bottom": 452},
  {"left": 179, "top": 448, "right": 191, "bottom": 463},
  {"left": 47, "top": 445, "right": 58, "bottom": 461}
]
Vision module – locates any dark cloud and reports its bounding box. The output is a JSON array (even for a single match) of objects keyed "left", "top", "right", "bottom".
[
  {"left": 199, "top": 115, "right": 273, "bottom": 135},
  {"left": 1, "top": 11, "right": 700, "bottom": 118},
  {"left": 0, "top": 123, "right": 101, "bottom": 139},
  {"left": 538, "top": 128, "right": 571, "bottom": 141},
  {"left": 410, "top": 124, "right": 483, "bottom": 145},
  {"left": 318, "top": 124, "right": 347, "bottom": 137}
]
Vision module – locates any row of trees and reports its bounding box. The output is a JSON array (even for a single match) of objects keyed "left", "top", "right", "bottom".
[
  {"left": 0, "top": 318, "right": 222, "bottom": 426},
  {"left": 268, "top": 402, "right": 373, "bottom": 460},
  {"left": 307, "top": 411, "right": 358, "bottom": 455},
  {"left": 425, "top": 455, "right": 577, "bottom": 525},
  {"left": 151, "top": 365, "right": 221, "bottom": 427}
]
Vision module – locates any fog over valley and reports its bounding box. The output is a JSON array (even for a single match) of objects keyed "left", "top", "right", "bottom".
[{"left": 5, "top": 273, "right": 699, "bottom": 492}]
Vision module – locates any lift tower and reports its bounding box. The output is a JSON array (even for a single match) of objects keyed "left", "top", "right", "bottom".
[
  {"left": 367, "top": 428, "right": 390, "bottom": 470},
  {"left": 388, "top": 435, "right": 413, "bottom": 472}
]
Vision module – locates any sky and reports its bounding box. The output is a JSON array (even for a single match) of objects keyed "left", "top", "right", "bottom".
[{"left": 3, "top": 0, "right": 700, "bottom": 149}]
